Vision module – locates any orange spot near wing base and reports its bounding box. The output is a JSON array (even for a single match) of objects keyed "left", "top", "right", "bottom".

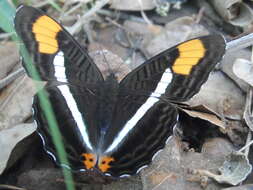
[
  {"left": 81, "top": 153, "right": 97, "bottom": 170},
  {"left": 98, "top": 156, "right": 115, "bottom": 172},
  {"left": 172, "top": 39, "right": 206, "bottom": 75},
  {"left": 32, "top": 15, "right": 62, "bottom": 54}
]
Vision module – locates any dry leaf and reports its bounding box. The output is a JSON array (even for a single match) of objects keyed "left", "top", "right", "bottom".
[
  {"left": 0, "top": 76, "right": 37, "bottom": 130},
  {"left": 187, "top": 71, "right": 245, "bottom": 120},
  {"left": 233, "top": 58, "right": 253, "bottom": 87},
  {"left": 194, "top": 152, "right": 252, "bottom": 186},
  {"left": 0, "top": 123, "right": 36, "bottom": 174}
]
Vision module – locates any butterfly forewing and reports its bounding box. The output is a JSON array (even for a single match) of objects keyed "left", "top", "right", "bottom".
[
  {"left": 15, "top": 5, "right": 103, "bottom": 84},
  {"left": 120, "top": 35, "right": 226, "bottom": 102}
]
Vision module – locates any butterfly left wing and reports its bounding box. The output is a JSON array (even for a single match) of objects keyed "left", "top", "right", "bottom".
[
  {"left": 14, "top": 5, "right": 103, "bottom": 172},
  {"left": 14, "top": 5, "right": 103, "bottom": 84},
  {"left": 120, "top": 35, "right": 226, "bottom": 102}
]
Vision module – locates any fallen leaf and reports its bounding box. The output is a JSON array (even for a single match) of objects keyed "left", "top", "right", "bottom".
[
  {"left": 233, "top": 58, "right": 253, "bottom": 87},
  {"left": 187, "top": 71, "right": 245, "bottom": 120},
  {"left": 0, "top": 76, "right": 42, "bottom": 130},
  {"left": 193, "top": 152, "right": 252, "bottom": 186},
  {"left": 0, "top": 123, "right": 36, "bottom": 174}
]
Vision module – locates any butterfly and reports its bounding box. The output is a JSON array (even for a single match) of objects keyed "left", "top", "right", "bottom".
[{"left": 14, "top": 5, "right": 226, "bottom": 178}]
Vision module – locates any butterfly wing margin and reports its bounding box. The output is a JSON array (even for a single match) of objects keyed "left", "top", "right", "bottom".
[
  {"left": 119, "top": 35, "right": 226, "bottom": 102},
  {"left": 14, "top": 5, "right": 103, "bottom": 84}
]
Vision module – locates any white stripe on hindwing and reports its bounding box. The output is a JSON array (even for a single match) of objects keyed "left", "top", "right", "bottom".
[
  {"left": 53, "top": 51, "right": 93, "bottom": 150},
  {"left": 105, "top": 68, "right": 173, "bottom": 153}
]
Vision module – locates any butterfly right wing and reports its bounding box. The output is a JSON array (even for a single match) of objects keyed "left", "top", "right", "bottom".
[
  {"left": 95, "top": 35, "right": 226, "bottom": 177},
  {"left": 119, "top": 35, "right": 226, "bottom": 102}
]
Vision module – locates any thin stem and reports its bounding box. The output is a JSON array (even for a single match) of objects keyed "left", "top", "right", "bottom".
[
  {"left": 226, "top": 33, "right": 253, "bottom": 53},
  {"left": 0, "top": 68, "right": 25, "bottom": 90}
]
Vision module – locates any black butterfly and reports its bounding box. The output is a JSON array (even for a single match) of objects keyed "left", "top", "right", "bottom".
[{"left": 14, "top": 5, "right": 226, "bottom": 178}]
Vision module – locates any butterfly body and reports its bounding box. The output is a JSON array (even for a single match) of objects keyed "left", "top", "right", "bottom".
[{"left": 14, "top": 5, "right": 226, "bottom": 178}]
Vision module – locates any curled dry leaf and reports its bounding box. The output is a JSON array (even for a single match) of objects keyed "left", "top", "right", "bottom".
[
  {"left": 208, "top": 0, "right": 242, "bottom": 21},
  {"left": 208, "top": 0, "right": 253, "bottom": 29},
  {"left": 0, "top": 123, "right": 36, "bottom": 174},
  {"left": 194, "top": 152, "right": 252, "bottom": 186},
  {"left": 180, "top": 106, "right": 225, "bottom": 129},
  {"left": 228, "top": 3, "right": 253, "bottom": 29}
]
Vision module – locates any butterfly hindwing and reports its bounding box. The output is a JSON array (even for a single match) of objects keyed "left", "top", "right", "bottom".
[
  {"left": 33, "top": 84, "right": 100, "bottom": 170},
  {"left": 14, "top": 5, "right": 103, "bottom": 84},
  {"left": 100, "top": 96, "right": 178, "bottom": 176}
]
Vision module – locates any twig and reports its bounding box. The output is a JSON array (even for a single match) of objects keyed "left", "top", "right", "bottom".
[
  {"left": 105, "top": 17, "right": 127, "bottom": 31},
  {"left": 33, "top": 0, "right": 51, "bottom": 8},
  {"left": 226, "top": 33, "right": 253, "bottom": 53},
  {"left": 0, "top": 68, "right": 25, "bottom": 90},
  {"left": 238, "top": 132, "right": 253, "bottom": 154},
  {"left": 60, "top": 2, "right": 83, "bottom": 19},
  {"left": 137, "top": 0, "right": 153, "bottom": 25},
  {"left": 69, "top": 0, "right": 110, "bottom": 35},
  {"left": 83, "top": 22, "right": 94, "bottom": 43},
  {"left": 97, "top": 9, "right": 146, "bottom": 23},
  {"left": 245, "top": 132, "right": 252, "bottom": 156},
  {"left": 0, "top": 33, "right": 13, "bottom": 40},
  {"left": 195, "top": 7, "right": 205, "bottom": 24},
  {"left": 0, "top": 184, "right": 26, "bottom": 190}
]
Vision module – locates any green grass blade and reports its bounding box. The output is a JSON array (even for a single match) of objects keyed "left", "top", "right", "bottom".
[
  {"left": 0, "top": 0, "right": 15, "bottom": 33},
  {"left": 17, "top": 38, "right": 76, "bottom": 190},
  {"left": 47, "top": 0, "right": 62, "bottom": 12}
]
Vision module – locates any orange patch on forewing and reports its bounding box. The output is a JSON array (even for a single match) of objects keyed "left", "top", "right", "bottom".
[
  {"left": 177, "top": 39, "right": 205, "bottom": 51},
  {"left": 81, "top": 153, "right": 97, "bottom": 170},
  {"left": 172, "top": 39, "right": 206, "bottom": 75},
  {"left": 172, "top": 65, "right": 192, "bottom": 75},
  {"left": 32, "top": 15, "right": 62, "bottom": 54},
  {"left": 98, "top": 156, "right": 115, "bottom": 172}
]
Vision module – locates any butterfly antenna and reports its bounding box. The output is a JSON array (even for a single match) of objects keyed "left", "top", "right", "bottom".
[
  {"left": 113, "top": 36, "right": 144, "bottom": 74},
  {"left": 99, "top": 45, "right": 115, "bottom": 76}
]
